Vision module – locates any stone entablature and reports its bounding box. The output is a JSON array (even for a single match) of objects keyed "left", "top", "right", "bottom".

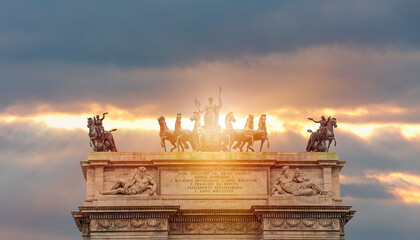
[
  {"left": 81, "top": 152, "right": 344, "bottom": 208},
  {"left": 73, "top": 152, "right": 354, "bottom": 239}
]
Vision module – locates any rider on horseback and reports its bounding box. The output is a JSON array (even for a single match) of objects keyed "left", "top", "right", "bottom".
[
  {"left": 94, "top": 112, "right": 108, "bottom": 139},
  {"left": 308, "top": 116, "right": 330, "bottom": 142},
  {"left": 244, "top": 114, "right": 254, "bottom": 131}
]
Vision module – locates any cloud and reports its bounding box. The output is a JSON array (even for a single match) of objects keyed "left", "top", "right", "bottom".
[
  {"left": 365, "top": 171, "right": 420, "bottom": 203},
  {"left": 1, "top": 46, "right": 420, "bottom": 119},
  {"left": 341, "top": 183, "right": 396, "bottom": 200},
  {"left": 345, "top": 200, "right": 420, "bottom": 240},
  {"left": 0, "top": 1, "right": 419, "bottom": 67},
  {"left": 0, "top": 225, "right": 77, "bottom": 240}
]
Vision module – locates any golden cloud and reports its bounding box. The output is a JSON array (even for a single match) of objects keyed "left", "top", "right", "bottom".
[
  {"left": 366, "top": 171, "right": 420, "bottom": 204},
  {"left": 1, "top": 103, "right": 420, "bottom": 140}
]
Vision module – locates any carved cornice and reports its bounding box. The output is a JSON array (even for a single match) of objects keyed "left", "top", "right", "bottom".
[
  {"left": 73, "top": 205, "right": 355, "bottom": 236},
  {"left": 252, "top": 205, "right": 356, "bottom": 224},
  {"left": 168, "top": 221, "right": 261, "bottom": 234},
  {"left": 80, "top": 152, "right": 344, "bottom": 180},
  {"left": 91, "top": 218, "right": 168, "bottom": 232},
  {"left": 263, "top": 217, "right": 341, "bottom": 231}
]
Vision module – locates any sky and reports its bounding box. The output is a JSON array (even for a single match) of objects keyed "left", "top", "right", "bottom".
[{"left": 1, "top": 0, "right": 420, "bottom": 239}]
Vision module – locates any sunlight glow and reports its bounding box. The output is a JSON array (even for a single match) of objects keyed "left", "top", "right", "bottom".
[
  {"left": 401, "top": 125, "right": 420, "bottom": 139},
  {"left": 323, "top": 107, "right": 369, "bottom": 117},
  {"left": 339, "top": 124, "right": 375, "bottom": 138},
  {"left": 1, "top": 107, "right": 420, "bottom": 140}
]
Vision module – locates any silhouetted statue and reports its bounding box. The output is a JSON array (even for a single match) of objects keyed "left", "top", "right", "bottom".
[
  {"left": 87, "top": 113, "right": 117, "bottom": 152},
  {"left": 199, "top": 86, "right": 222, "bottom": 129},
  {"left": 306, "top": 117, "right": 337, "bottom": 152},
  {"left": 158, "top": 116, "right": 177, "bottom": 152}
]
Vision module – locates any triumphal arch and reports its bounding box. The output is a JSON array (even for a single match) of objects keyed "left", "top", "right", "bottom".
[{"left": 73, "top": 88, "right": 355, "bottom": 239}]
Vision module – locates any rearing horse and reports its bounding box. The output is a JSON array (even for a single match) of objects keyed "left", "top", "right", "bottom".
[
  {"left": 253, "top": 114, "right": 270, "bottom": 152},
  {"left": 306, "top": 118, "right": 337, "bottom": 152},
  {"left": 174, "top": 114, "right": 196, "bottom": 152},
  {"left": 236, "top": 114, "right": 270, "bottom": 152},
  {"left": 158, "top": 116, "right": 178, "bottom": 152},
  {"left": 221, "top": 112, "right": 236, "bottom": 152},
  {"left": 87, "top": 117, "right": 117, "bottom": 152}
]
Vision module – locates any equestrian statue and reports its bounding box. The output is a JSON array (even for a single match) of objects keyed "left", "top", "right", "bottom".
[
  {"left": 87, "top": 112, "right": 117, "bottom": 152},
  {"left": 306, "top": 116, "right": 337, "bottom": 152}
]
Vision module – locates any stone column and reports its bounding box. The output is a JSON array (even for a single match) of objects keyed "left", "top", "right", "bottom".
[
  {"left": 94, "top": 166, "right": 104, "bottom": 197},
  {"left": 323, "top": 166, "right": 333, "bottom": 192}
]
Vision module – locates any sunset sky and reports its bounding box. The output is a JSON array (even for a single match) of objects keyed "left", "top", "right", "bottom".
[{"left": 1, "top": 1, "right": 420, "bottom": 240}]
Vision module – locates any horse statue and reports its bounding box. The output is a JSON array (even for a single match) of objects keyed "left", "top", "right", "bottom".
[
  {"left": 253, "top": 114, "right": 270, "bottom": 152},
  {"left": 233, "top": 114, "right": 270, "bottom": 152},
  {"left": 157, "top": 116, "right": 178, "bottom": 152},
  {"left": 221, "top": 112, "right": 236, "bottom": 152},
  {"left": 306, "top": 117, "right": 337, "bottom": 152},
  {"left": 174, "top": 113, "right": 196, "bottom": 152},
  {"left": 87, "top": 117, "right": 117, "bottom": 152},
  {"left": 190, "top": 111, "right": 203, "bottom": 151},
  {"left": 231, "top": 114, "right": 255, "bottom": 152}
]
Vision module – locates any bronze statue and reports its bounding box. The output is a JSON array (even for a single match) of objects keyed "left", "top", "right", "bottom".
[
  {"left": 253, "top": 114, "right": 270, "bottom": 152},
  {"left": 94, "top": 112, "right": 108, "bottom": 138},
  {"left": 190, "top": 111, "right": 203, "bottom": 151},
  {"left": 199, "top": 86, "right": 222, "bottom": 129},
  {"left": 192, "top": 87, "right": 223, "bottom": 151},
  {"left": 306, "top": 117, "right": 337, "bottom": 152},
  {"left": 156, "top": 87, "right": 271, "bottom": 152},
  {"left": 174, "top": 113, "right": 196, "bottom": 152},
  {"left": 232, "top": 114, "right": 270, "bottom": 152},
  {"left": 221, "top": 112, "right": 236, "bottom": 152},
  {"left": 87, "top": 113, "right": 117, "bottom": 152},
  {"left": 101, "top": 167, "right": 157, "bottom": 196},
  {"left": 158, "top": 116, "right": 177, "bottom": 152},
  {"left": 308, "top": 116, "right": 330, "bottom": 141},
  {"left": 271, "top": 166, "right": 327, "bottom": 196},
  {"left": 232, "top": 114, "right": 255, "bottom": 152}
]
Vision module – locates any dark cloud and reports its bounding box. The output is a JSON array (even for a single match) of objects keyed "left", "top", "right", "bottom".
[
  {"left": 0, "top": 123, "right": 86, "bottom": 239},
  {"left": 337, "top": 129, "right": 420, "bottom": 175},
  {"left": 0, "top": 0, "right": 419, "bottom": 67},
  {"left": 345, "top": 200, "right": 420, "bottom": 240},
  {"left": 1, "top": 46, "right": 420, "bottom": 115},
  {"left": 341, "top": 183, "right": 396, "bottom": 200}
]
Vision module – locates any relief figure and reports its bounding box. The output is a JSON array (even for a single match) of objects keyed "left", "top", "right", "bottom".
[
  {"left": 101, "top": 167, "right": 157, "bottom": 196},
  {"left": 272, "top": 166, "right": 327, "bottom": 196}
]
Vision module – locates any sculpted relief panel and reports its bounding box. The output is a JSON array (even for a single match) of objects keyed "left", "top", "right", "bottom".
[
  {"left": 263, "top": 218, "right": 340, "bottom": 231},
  {"left": 271, "top": 166, "right": 327, "bottom": 196},
  {"left": 101, "top": 167, "right": 157, "bottom": 196},
  {"left": 91, "top": 218, "right": 167, "bottom": 231},
  {"left": 169, "top": 221, "right": 261, "bottom": 234}
]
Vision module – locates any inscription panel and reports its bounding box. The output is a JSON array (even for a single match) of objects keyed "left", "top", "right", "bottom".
[{"left": 160, "top": 167, "right": 268, "bottom": 195}]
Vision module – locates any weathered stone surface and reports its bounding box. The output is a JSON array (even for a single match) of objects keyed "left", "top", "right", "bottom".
[{"left": 73, "top": 152, "right": 355, "bottom": 239}]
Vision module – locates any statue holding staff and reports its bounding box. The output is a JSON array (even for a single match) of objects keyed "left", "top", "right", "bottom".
[{"left": 199, "top": 86, "right": 222, "bottom": 129}]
